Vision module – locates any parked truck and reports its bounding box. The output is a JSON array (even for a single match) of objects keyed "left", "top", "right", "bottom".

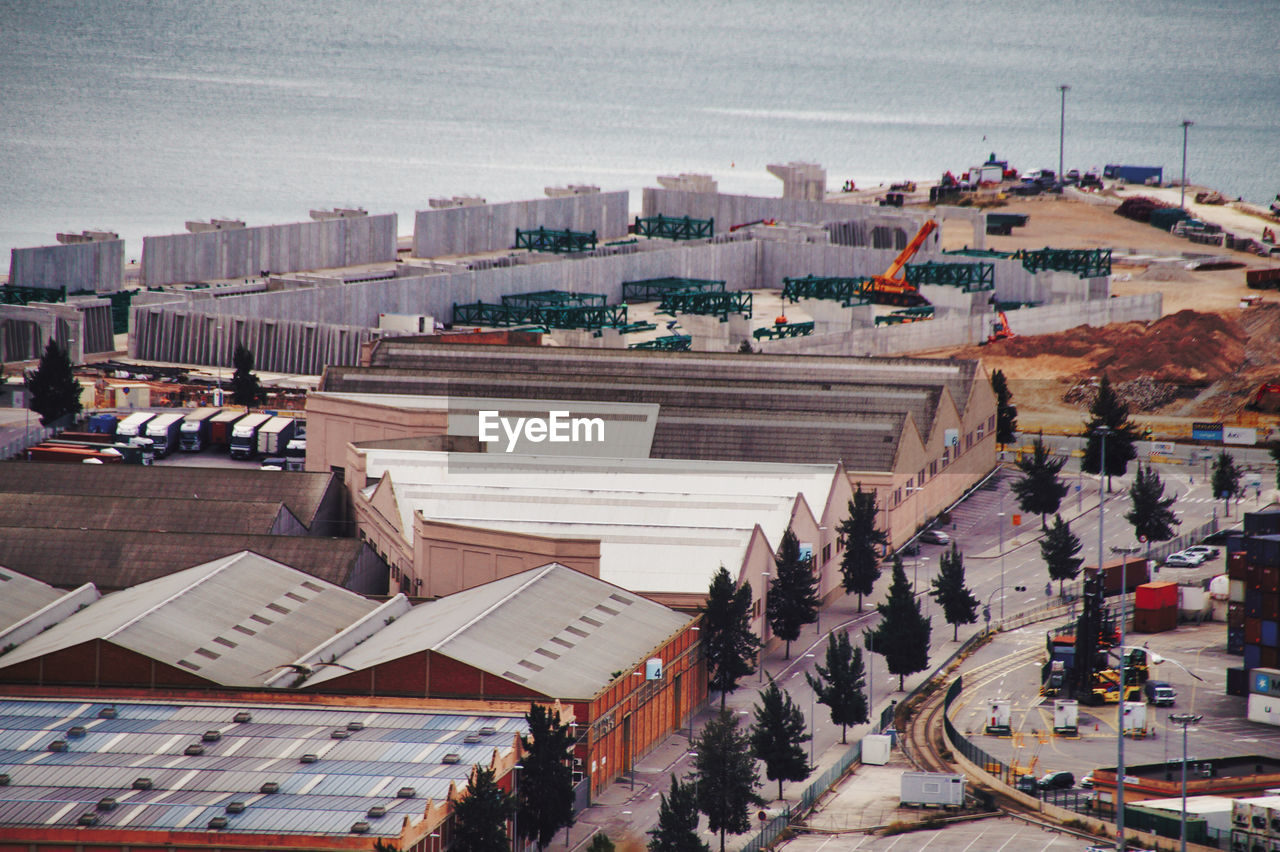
[
  {"left": 1103, "top": 164, "right": 1163, "bottom": 185},
  {"left": 229, "top": 412, "right": 273, "bottom": 460},
  {"left": 179, "top": 407, "right": 222, "bottom": 452},
  {"left": 27, "top": 444, "right": 126, "bottom": 464},
  {"left": 114, "top": 411, "right": 157, "bottom": 442},
  {"left": 145, "top": 412, "right": 187, "bottom": 458},
  {"left": 284, "top": 437, "right": 306, "bottom": 471},
  {"left": 207, "top": 409, "right": 246, "bottom": 451},
  {"left": 45, "top": 438, "right": 151, "bottom": 465},
  {"left": 256, "top": 416, "right": 298, "bottom": 458}
]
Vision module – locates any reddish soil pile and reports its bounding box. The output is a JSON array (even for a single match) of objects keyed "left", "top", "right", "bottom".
[{"left": 960, "top": 309, "right": 1247, "bottom": 385}]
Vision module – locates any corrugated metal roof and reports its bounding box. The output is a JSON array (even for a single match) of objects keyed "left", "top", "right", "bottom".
[
  {"left": 0, "top": 553, "right": 378, "bottom": 686},
  {"left": 0, "top": 697, "right": 525, "bottom": 838},
  {"left": 307, "top": 564, "right": 690, "bottom": 699},
  {"left": 0, "top": 567, "right": 62, "bottom": 632},
  {"left": 0, "top": 493, "right": 292, "bottom": 536}
]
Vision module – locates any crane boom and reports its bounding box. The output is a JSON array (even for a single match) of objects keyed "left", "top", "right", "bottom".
[{"left": 881, "top": 219, "right": 938, "bottom": 281}]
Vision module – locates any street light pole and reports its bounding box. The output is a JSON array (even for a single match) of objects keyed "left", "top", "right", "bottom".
[
  {"left": 1169, "top": 713, "right": 1202, "bottom": 852},
  {"left": 759, "top": 572, "right": 771, "bottom": 683},
  {"left": 803, "top": 653, "right": 817, "bottom": 765},
  {"left": 512, "top": 763, "right": 522, "bottom": 852},
  {"left": 1110, "top": 544, "right": 1139, "bottom": 852},
  {"left": 1180, "top": 120, "right": 1194, "bottom": 210},
  {"left": 998, "top": 501, "right": 1006, "bottom": 621},
  {"left": 1058, "top": 84, "right": 1070, "bottom": 186}
]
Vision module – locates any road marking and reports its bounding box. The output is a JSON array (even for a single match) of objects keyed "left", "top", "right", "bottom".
[{"left": 958, "top": 831, "right": 987, "bottom": 852}]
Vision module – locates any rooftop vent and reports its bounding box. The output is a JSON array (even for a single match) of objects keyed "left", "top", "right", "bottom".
[
  {"left": 347, "top": 721, "right": 364, "bottom": 731},
  {"left": 98, "top": 707, "right": 117, "bottom": 719},
  {"left": 367, "top": 805, "right": 387, "bottom": 818},
  {"left": 208, "top": 816, "right": 229, "bottom": 830},
  {"left": 260, "top": 782, "right": 280, "bottom": 794},
  {"left": 233, "top": 711, "right": 252, "bottom": 723},
  {"left": 77, "top": 812, "right": 98, "bottom": 826},
  {"left": 132, "top": 777, "right": 152, "bottom": 790},
  {"left": 225, "top": 801, "right": 246, "bottom": 814},
  {"left": 184, "top": 744, "right": 205, "bottom": 756},
  {"left": 67, "top": 726, "right": 87, "bottom": 738},
  {"left": 463, "top": 734, "right": 482, "bottom": 744},
  {"left": 0, "top": 774, "right": 9, "bottom": 787},
  {"left": 201, "top": 730, "right": 222, "bottom": 742},
  {"left": 300, "top": 753, "right": 319, "bottom": 764},
  {"left": 351, "top": 821, "right": 371, "bottom": 834},
  {"left": 397, "top": 786, "right": 416, "bottom": 798},
  {"left": 97, "top": 797, "right": 117, "bottom": 811},
  {"left": 442, "top": 753, "right": 461, "bottom": 764},
  {"left": 48, "top": 740, "right": 68, "bottom": 752},
  {"left": 479, "top": 725, "right": 497, "bottom": 735},
  {"left": 331, "top": 729, "right": 350, "bottom": 739}
]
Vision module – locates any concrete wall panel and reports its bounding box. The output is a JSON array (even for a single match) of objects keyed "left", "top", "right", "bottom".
[
  {"left": 413, "top": 191, "right": 630, "bottom": 258},
  {"left": 642, "top": 188, "right": 927, "bottom": 238},
  {"left": 9, "top": 240, "right": 125, "bottom": 293},
  {"left": 140, "top": 214, "right": 397, "bottom": 286}
]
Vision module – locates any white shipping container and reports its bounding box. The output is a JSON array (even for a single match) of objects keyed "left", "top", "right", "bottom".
[
  {"left": 1122, "top": 701, "right": 1146, "bottom": 735},
  {"left": 987, "top": 699, "right": 1011, "bottom": 729},
  {"left": 1247, "top": 693, "right": 1280, "bottom": 726},
  {"left": 1054, "top": 699, "right": 1078, "bottom": 730},
  {"left": 900, "top": 771, "right": 965, "bottom": 807},
  {"left": 862, "top": 734, "right": 892, "bottom": 766},
  {"left": 1230, "top": 578, "right": 1246, "bottom": 603}
]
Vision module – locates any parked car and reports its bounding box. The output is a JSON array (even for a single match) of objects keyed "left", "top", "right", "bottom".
[
  {"left": 920, "top": 528, "right": 952, "bottom": 545},
  {"left": 1163, "top": 551, "right": 1203, "bottom": 568},
  {"left": 1038, "top": 770, "right": 1075, "bottom": 791},
  {"left": 1079, "top": 773, "right": 1094, "bottom": 788},
  {"left": 1183, "top": 545, "right": 1220, "bottom": 561},
  {"left": 1016, "top": 774, "right": 1039, "bottom": 795}
]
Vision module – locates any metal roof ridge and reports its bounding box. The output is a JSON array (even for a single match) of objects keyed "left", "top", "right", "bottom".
[
  {"left": 429, "top": 565, "right": 559, "bottom": 650},
  {"left": 101, "top": 552, "right": 249, "bottom": 640}
]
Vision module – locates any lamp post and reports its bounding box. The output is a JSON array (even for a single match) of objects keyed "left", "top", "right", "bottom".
[
  {"left": 865, "top": 633, "right": 874, "bottom": 721},
  {"left": 1058, "top": 84, "right": 1070, "bottom": 186},
  {"left": 997, "top": 500, "right": 1006, "bottom": 620},
  {"left": 1179, "top": 120, "right": 1194, "bottom": 211},
  {"left": 1110, "top": 543, "right": 1139, "bottom": 852},
  {"left": 759, "top": 572, "right": 771, "bottom": 683},
  {"left": 512, "top": 763, "right": 523, "bottom": 852},
  {"left": 803, "top": 653, "right": 816, "bottom": 764},
  {"left": 1169, "top": 713, "right": 1202, "bottom": 852}
]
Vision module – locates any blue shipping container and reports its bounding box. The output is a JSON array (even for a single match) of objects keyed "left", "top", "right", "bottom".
[
  {"left": 1103, "top": 164, "right": 1164, "bottom": 184},
  {"left": 1264, "top": 620, "right": 1280, "bottom": 648},
  {"left": 1245, "top": 645, "right": 1263, "bottom": 669}
]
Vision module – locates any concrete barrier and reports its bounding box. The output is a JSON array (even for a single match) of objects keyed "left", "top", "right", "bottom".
[
  {"left": 9, "top": 239, "right": 124, "bottom": 293},
  {"left": 412, "top": 191, "right": 629, "bottom": 258}
]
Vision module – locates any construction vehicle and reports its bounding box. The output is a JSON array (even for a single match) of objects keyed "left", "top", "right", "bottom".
[
  {"left": 979, "top": 310, "right": 1014, "bottom": 345},
  {"left": 864, "top": 220, "right": 937, "bottom": 306},
  {"left": 1246, "top": 382, "right": 1280, "bottom": 412}
]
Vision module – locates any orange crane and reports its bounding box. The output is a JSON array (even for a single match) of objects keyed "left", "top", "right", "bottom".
[
  {"left": 864, "top": 220, "right": 937, "bottom": 306},
  {"left": 985, "top": 310, "right": 1014, "bottom": 344}
]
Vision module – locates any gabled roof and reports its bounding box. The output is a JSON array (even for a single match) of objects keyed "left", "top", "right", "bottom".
[
  {"left": 0, "top": 493, "right": 293, "bottom": 536},
  {"left": 0, "top": 463, "right": 336, "bottom": 531},
  {"left": 306, "top": 563, "right": 691, "bottom": 699},
  {"left": 0, "top": 567, "right": 63, "bottom": 633},
  {"left": 0, "top": 552, "right": 380, "bottom": 686}
]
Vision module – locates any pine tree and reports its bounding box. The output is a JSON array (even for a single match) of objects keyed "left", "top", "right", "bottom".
[
  {"left": 230, "top": 343, "right": 264, "bottom": 407},
  {"left": 1124, "top": 463, "right": 1180, "bottom": 563},
  {"left": 693, "top": 709, "right": 763, "bottom": 852},
  {"left": 864, "top": 558, "right": 930, "bottom": 692},
  {"left": 837, "top": 485, "right": 889, "bottom": 612},
  {"left": 929, "top": 543, "right": 979, "bottom": 641},
  {"left": 587, "top": 835, "right": 615, "bottom": 852},
  {"left": 1039, "top": 514, "right": 1084, "bottom": 597},
  {"left": 805, "top": 632, "right": 867, "bottom": 743},
  {"left": 749, "top": 679, "right": 812, "bottom": 802},
  {"left": 767, "top": 528, "right": 819, "bottom": 659},
  {"left": 24, "top": 338, "right": 82, "bottom": 426},
  {"left": 1081, "top": 374, "right": 1139, "bottom": 492},
  {"left": 702, "top": 567, "right": 760, "bottom": 710},
  {"left": 991, "top": 368, "right": 1018, "bottom": 446},
  {"left": 648, "top": 775, "right": 708, "bottom": 852},
  {"left": 517, "top": 704, "right": 575, "bottom": 852},
  {"left": 1270, "top": 443, "right": 1280, "bottom": 490},
  {"left": 1010, "top": 435, "right": 1069, "bottom": 529},
  {"left": 451, "top": 764, "right": 513, "bottom": 852},
  {"left": 1212, "top": 450, "right": 1243, "bottom": 516}
]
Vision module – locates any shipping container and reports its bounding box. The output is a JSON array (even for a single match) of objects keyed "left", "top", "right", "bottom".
[
  {"left": 1248, "top": 590, "right": 1265, "bottom": 618},
  {"left": 900, "top": 772, "right": 966, "bottom": 807},
  {"left": 1103, "top": 164, "right": 1164, "bottom": 184},
  {"left": 1122, "top": 701, "right": 1147, "bottom": 736},
  {"left": 1248, "top": 536, "right": 1280, "bottom": 568},
  {"left": 1262, "top": 647, "right": 1279, "bottom": 670},
  {"left": 144, "top": 412, "right": 186, "bottom": 458},
  {"left": 986, "top": 699, "right": 1012, "bottom": 733},
  {"left": 1246, "top": 645, "right": 1263, "bottom": 669},
  {"left": 1247, "top": 693, "right": 1280, "bottom": 726},
  {"left": 1228, "top": 666, "right": 1249, "bottom": 697},
  {"left": 1229, "top": 627, "right": 1246, "bottom": 654},
  {"left": 1230, "top": 602, "right": 1246, "bottom": 627},
  {"left": 179, "top": 407, "right": 221, "bottom": 452},
  {"left": 1247, "top": 618, "right": 1263, "bottom": 644},
  {"left": 1087, "top": 558, "right": 1150, "bottom": 595},
  {"left": 87, "top": 413, "right": 118, "bottom": 436},
  {"left": 1264, "top": 620, "right": 1279, "bottom": 647},
  {"left": 1245, "top": 511, "right": 1280, "bottom": 536},
  {"left": 1053, "top": 699, "right": 1078, "bottom": 734},
  {"left": 229, "top": 413, "right": 273, "bottom": 460},
  {"left": 1264, "top": 568, "right": 1280, "bottom": 594},
  {"left": 115, "top": 411, "right": 156, "bottom": 440},
  {"left": 1230, "top": 550, "right": 1250, "bottom": 578},
  {"left": 1266, "top": 593, "right": 1280, "bottom": 620},
  {"left": 207, "top": 409, "right": 246, "bottom": 449},
  {"left": 256, "top": 416, "right": 297, "bottom": 457},
  {"left": 1134, "top": 607, "right": 1178, "bottom": 634},
  {"left": 1137, "top": 581, "right": 1178, "bottom": 610},
  {"left": 862, "top": 734, "right": 892, "bottom": 766},
  {"left": 1232, "top": 578, "right": 1248, "bottom": 603},
  {"left": 26, "top": 444, "right": 125, "bottom": 464}
]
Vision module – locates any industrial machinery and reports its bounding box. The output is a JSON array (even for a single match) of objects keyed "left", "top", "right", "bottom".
[
  {"left": 984, "top": 310, "right": 1014, "bottom": 344},
  {"left": 864, "top": 220, "right": 937, "bottom": 306},
  {"left": 1246, "top": 382, "right": 1280, "bottom": 412}
]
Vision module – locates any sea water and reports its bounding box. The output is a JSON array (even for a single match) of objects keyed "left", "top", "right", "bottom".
[{"left": 2, "top": 0, "right": 1277, "bottom": 269}]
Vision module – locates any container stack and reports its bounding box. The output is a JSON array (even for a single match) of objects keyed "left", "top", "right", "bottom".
[
  {"left": 1243, "top": 530, "right": 1280, "bottom": 671},
  {"left": 1134, "top": 581, "right": 1178, "bottom": 633},
  {"left": 1230, "top": 794, "right": 1280, "bottom": 852},
  {"left": 1229, "top": 550, "right": 1248, "bottom": 655},
  {"left": 1247, "top": 667, "right": 1280, "bottom": 726}
]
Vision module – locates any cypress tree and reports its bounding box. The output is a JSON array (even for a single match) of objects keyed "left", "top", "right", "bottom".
[
  {"left": 991, "top": 368, "right": 1018, "bottom": 446},
  {"left": 1040, "top": 514, "right": 1085, "bottom": 597},
  {"left": 702, "top": 566, "right": 760, "bottom": 709},
  {"left": 767, "top": 528, "right": 820, "bottom": 659},
  {"left": 1011, "top": 435, "right": 1069, "bottom": 529},
  {"left": 517, "top": 704, "right": 575, "bottom": 852},
  {"left": 1125, "top": 463, "right": 1180, "bottom": 563},
  {"left": 929, "top": 543, "right": 979, "bottom": 641},
  {"left": 451, "top": 764, "right": 513, "bottom": 852},
  {"left": 806, "top": 631, "right": 867, "bottom": 743},
  {"left": 864, "top": 558, "right": 931, "bottom": 692},
  {"left": 693, "top": 709, "right": 763, "bottom": 852},
  {"left": 1212, "top": 450, "right": 1243, "bottom": 516},
  {"left": 648, "top": 775, "right": 708, "bottom": 852},
  {"left": 837, "top": 485, "right": 889, "bottom": 612},
  {"left": 25, "top": 338, "right": 82, "bottom": 426},
  {"left": 230, "top": 343, "right": 264, "bottom": 407},
  {"left": 749, "top": 679, "right": 811, "bottom": 802},
  {"left": 1081, "top": 374, "right": 1139, "bottom": 492}
]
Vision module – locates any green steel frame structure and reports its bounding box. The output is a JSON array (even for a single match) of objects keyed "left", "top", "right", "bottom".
[
  {"left": 753, "top": 321, "right": 815, "bottom": 340},
  {"left": 453, "top": 300, "right": 628, "bottom": 330},
  {"left": 2, "top": 285, "right": 66, "bottom": 306},
  {"left": 621, "top": 277, "right": 725, "bottom": 303},
  {"left": 904, "top": 261, "right": 995, "bottom": 292},
  {"left": 513, "top": 227, "right": 598, "bottom": 253},
  {"left": 781, "top": 275, "right": 872, "bottom": 307},
  {"left": 628, "top": 334, "right": 693, "bottom": 351},
  {"left": 657, "top": 290, "right": 752, "bottom": 321},
  {"left": 632, "top": 215, "right": 714, "bottom": 241}
]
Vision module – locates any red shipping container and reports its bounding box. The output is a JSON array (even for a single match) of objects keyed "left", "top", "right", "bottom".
[
  {"left": 1248, "top": 565, "right": 1263, "bottom": 589},
  {"left": 1264, "top": 567, "right": 1280, "bottom": 594},
  {"left": 1246, "top": 617, "right": 1263, "bottom": 644},
  {"left": 1229, "top": 552, "right": 1248, "bottom": 580},
  {"left": 1265, "top": 593, "right": 1280, "bottom": 621},
  {"left": 1136, "top": 581, "right": 1178, "bottom": 610},
  {"left": 1133, "top": 607, "right": 1178, "bottom": 634},
  {"left": 1228, "top": 602, "right": 1245, "bottom": 627},
  {"left": 1262, "top": 646, "right": 1280, "bottom": 670}
]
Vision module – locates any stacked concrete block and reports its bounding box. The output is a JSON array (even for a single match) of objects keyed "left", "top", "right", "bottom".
[
  {"left": 310, "top": 208, "right": 369, "bottom": 220},
  {"left": 184, "top": 218, "right": 246, "bottom": 232},
  {"left": 656, "top": 173, "right": 718, "bottom": 194},
  {"left": 412, "top": 190, "right": 628, "bottom": 259},
  {"left": 141, "top": 213, "right": 397, "bottom": 286},
  {"left": 9, "top": 237, "right": 125, "bottom": 293},
  {"left": 428, "top": 196, "right": 487, "bottom": 209},
  {"left": 767, "top": 162, "right": 827, "bottom": 201},
  {"left": 545, "top": 185, "right": 601, "bottom": 197}
]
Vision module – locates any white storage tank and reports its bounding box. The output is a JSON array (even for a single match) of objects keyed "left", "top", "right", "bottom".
[
  {"left": 862, "top": 734, "right": 892, "bottom": 766},
  {"left": 1053, "top": 699, "right": 1078, "bottom": 734}
]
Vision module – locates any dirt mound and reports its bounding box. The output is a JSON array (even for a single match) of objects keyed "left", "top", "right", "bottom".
[{"left": 963, "top": 309, "right": 1246, "bottom": 385}]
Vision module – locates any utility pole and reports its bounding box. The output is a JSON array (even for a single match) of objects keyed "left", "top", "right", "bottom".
[
  {"left": 1180, "top": 120, "right": 1193, "bottom": 210},
  {"left": 1058, "top": 85, "right": 1070, "bottom": 186},
  {"left": 1169, "top": 713, "right": 1202, "bottom": 852}
]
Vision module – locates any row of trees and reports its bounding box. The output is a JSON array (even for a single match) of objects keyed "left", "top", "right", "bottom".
[{"left": 21, "top": 339, "right": 266, "bottom": 428}]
